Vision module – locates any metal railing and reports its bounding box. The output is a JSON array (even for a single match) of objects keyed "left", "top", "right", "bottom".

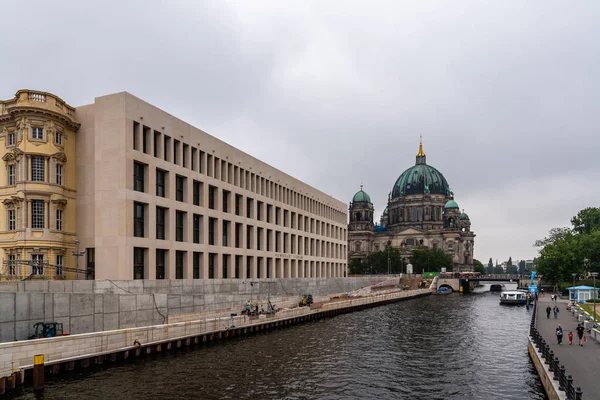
[{"left": 529, "top": 302, "right": 583, "bottom": 399}]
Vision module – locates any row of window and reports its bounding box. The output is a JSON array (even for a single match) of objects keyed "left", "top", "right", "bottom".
[
  {"left": 133, "top": 247, "right": 345, "bottom": 280},
  {"left": 5, "top": 128, "right": 63, "bottom": 147},
  {"left": 5, "top": 254, "right": 64, "bottom": 275},
  {"left": 132, "top": 121, "right": 345, "bottom": 224},
  {"left": 5, "top": 202, "right": 63, "bottom": 230},
  {"left": 5, "top": 157, "right": 63, "bottom": 186},
  {"left": 134, "top": 202, "right": 346, "bottom": 259},
  {"left": 134, "top": 162, "right": 347, "bottom": 241}
]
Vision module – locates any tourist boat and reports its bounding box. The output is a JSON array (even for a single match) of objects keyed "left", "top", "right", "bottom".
[
  {"left": 434, "top": 287, "right": 453, "bottom": 295},
  {"left": 499, "top": 290, "right": 528, "bottom": 305}
]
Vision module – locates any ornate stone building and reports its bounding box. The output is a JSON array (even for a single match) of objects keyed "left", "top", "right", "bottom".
[
  {"left": 348, "top": 139, "right": 475, "bottom": 272},
  {"left": 0, "top": 90, "right": 80, "bottom": 279}
]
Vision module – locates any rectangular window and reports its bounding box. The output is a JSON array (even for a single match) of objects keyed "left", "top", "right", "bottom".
[
  {"left": 156, "top": 169, "right": 166, "bottom": 197},
  {"left": 133, "top": 162, "right": 145, "bottom": 192},
  {"left": 235, "top": 194, "right": 242, "bottom": 216},
  {"left": 257, "top": 227, "right": 263, "bottom": 250},
  {"left": 7, "top": 132, "right": 15, "bottom": 146},
  {"left": 134, "top": 202, "right": 145, "bottom": 237},
  {"left": 154, "top": 131, "right": 161, "bottom": 158},
  {"left": 133, "top": 247, "right": 145, "bottom": 279},
  {"left": 193, "top": 252, "right": 201, "bottom": 279},
  {"left": 176, "top": 250, "right": 184, "bottom": 279},
  {"left": 56, "top": 164, "right": 63, "bottom": 186},
  {"left": 208, "top": 217, "right": 216, "bottom": 245},
  {"left": 267, "top": 204, "right": 272, "bottom": 223},
  {"left": 193, "top": 214, "right": 200, "bottom": 244},
  {"left": 133, "top": 121, "right": 140, "bottom": 150},
  {"left": 267, "top": 229, "right": 272, "bottom": 251},
  {"left": 176, "top": 210, "right": 185, "bottom": 242},
  {"left": 31, "top": 200, "right": 45, "bottom": 229},
  {"left": 208, "top": 253, "right": 215, "bottom": 279},
  {"left": 173, "top": 140, "right": 180, "bottom": 165},
  {"left": 142, "top": 126, "right": 150, "bottom": 154},
  {"left": 183, "top": 144, "right": 189, "bottom": 168},
  {"left": 276, "top": 207, "right": 281, "bottom": 225},
  {"left": 87, "top": 248, "right": 95, "bottom": 280},
  {"left": 8, "top": 209, "right": 15, "bottom": 231},
  {"left": 31, "top": 254, "right": 44, "bottom": 275},
  {"left": 247, "top": 225, "right": 253, "bottom": 249},
  {"left": 235, "top": 223, "right": 242, "bottom": 248},
  {"left": 31, "top": 156, "right": 45, "bottom": 181},
  {"left": 208, "top": 185, "right": 216, "bottom": 210},
  {"left": 31, "top": 127, "right": 43, "bottom": 140},
  {"left": 176, "top": 175, "right": 185, "bottom": 202},
  {"left": 193, "top": 181, "right": 201, "bottom": 206},
  {"left": 156, "top": 249, "right": 166, "bottom": 279},
  {"left": 222, "top": 255, "right": 228, "bottom": 279},
  {"left": 56, "top": 255, "right": 64, "bottom": 276},
  {"left": 156, "top": 207, "right": 166, "bottom": 240},
  {"left": 257, "top": 201, "right": 263, "bottom": 221},
  {"left": 222, "top": 190, "right": 230, "bottom": 213},
  {"left": 163, "top": 135, "right": 171, "bottom": 161},
  {"left": 223, "top": 220, "right": 229, "bottom": 247},
  {"left": 7, "top": 165, "right": 15, "bottom": 185},
  {"left": 56, "top": 209, "right": 63, "bottom": 230},
  {"left": 7, "top": 254, "right": 16, "bottom": 275}
]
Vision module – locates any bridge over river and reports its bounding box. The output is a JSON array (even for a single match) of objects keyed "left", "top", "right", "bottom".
[{"left": 436, "top": 274, "right": 541, "bottom": 293}]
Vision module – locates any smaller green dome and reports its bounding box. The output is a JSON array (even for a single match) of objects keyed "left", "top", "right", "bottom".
[
  {"left": 459, "top": 210, "right": 469, "bottom": 220},
  {"left": 444, "top": 199, "right": 459, "bottom": 209},
  {"left": 383, "top": 207, "right": 388, "bottom": 215},
  {"left": 353, "top": 187, "right": 371, "bottom": 203}
]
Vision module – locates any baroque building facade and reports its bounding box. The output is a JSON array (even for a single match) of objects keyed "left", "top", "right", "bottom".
[
  {"left": 0, "top": 89, "right": 347, "bottom": 280},
  {"left": 348, "top": 139, "right": 475, "bottom": 272}
]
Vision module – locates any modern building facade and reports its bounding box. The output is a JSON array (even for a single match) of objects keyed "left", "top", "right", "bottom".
[
  {"left": 347, "top": 139, "right": 475, "bottom": 272},
  {"left": 1, "top": 90, "right": 348, "bottom": 280}
]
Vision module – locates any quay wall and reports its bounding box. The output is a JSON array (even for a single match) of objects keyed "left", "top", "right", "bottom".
[
  {"left": 0, "top": 277, "right": 394, "bottom": 342},
  {"left": 528, "top": 338, "right": 566, "bottom": 400},
  {"left": 0, "top": 288, "right": 430, "bottom": 383}
]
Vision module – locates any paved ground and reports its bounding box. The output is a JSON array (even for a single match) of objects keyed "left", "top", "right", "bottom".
[{"left": 536, "top": 296, "right": 600, "bottom": 396}]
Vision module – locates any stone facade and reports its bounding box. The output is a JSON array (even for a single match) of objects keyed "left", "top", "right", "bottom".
[
  {"left": 0, "top": 90, "right": 80, "bottom": 280},
  {"left": 0, "top": 90, "right": 347, "bottom": 280},
  {"left": 348, "top": 139, "right": 475, "bottom": 271}
]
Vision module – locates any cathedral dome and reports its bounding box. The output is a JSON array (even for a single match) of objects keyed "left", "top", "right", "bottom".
[
  {"left": 444, "top": 199, "right": 459, "bottom": 209},
  {"left": 459, "top": 210, "right": 470, "bottom": 220},
  {"left": 390, "top": 138, "right": 451, "bottom": 198},
  {"left": 352, "top": 186, "right": 371, "bottom": 203}
]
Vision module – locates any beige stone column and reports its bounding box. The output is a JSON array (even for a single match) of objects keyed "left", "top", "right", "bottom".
[{"left": 184, "top": 251, "right": 193, "bottom": 279}]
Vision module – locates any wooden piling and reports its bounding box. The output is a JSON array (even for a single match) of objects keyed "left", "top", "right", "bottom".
[{"left": 33, "top": 354, "right": 44, "bottom": 391}]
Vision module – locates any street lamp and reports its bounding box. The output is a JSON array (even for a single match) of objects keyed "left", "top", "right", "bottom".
[
  {"left": 592, "top": 272, "right": 599, "bottom": 325},
  {"left": 71, "top": 240, "right": 86, "bottom": 280},
  {"left": 572, "top": 273, "right": 577, "bottom": 287}
]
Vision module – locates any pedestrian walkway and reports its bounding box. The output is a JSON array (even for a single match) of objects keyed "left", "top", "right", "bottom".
[{"left": 536, "top": 296, "right": 600, "bottom": 395}]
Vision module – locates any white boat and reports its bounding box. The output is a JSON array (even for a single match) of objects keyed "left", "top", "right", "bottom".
[{"left": 499, "top": 290, "right": 528, "bottom": 305}]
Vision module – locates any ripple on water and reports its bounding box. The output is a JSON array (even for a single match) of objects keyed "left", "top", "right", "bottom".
[{"left": 12, "top": 292, "right": 546, "bottom": 400}]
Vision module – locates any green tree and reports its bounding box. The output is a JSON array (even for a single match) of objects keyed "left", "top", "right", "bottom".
[
  {"left": 349, "top": 258, "right": 365, "bottom": 275},
  {"left": 473, "top": 259, "right": 485, "bottom": 274},
  {"left": 518, "top": 260, "right": 526, "bottom": 275},
  {"left": 506, "top": 256, "right": 518, "bottom": 274},
  {"left": 571, "top": 207, "right": 600, "bottom": 235},
  {"left": 410, "top": 248, "right": 453, "bottom": 273},
  {"left": 493, "top": 264, "right": 504, "bottom": 274},
  {"left": 486, "top": 258, "right": 494, "bottom": 274}
]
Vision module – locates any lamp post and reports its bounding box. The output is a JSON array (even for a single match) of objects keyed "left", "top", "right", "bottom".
[
  {"left": 71, "top": 240, "right": 86, "bottom": 280},
  {"left": 572, "top": 273, "right": 577, "bottom": 287},
  {"left": 387, "top": 240, "right": 391, "bottom": 275},
  {"left": 592, "top": 272, "right": 598, "bottom": 324}
]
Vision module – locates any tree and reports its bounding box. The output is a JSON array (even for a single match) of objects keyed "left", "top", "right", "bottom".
[
  {"left": 493, "top": 264, "right": 504, "bottom": 274},
  {"left": 571, "top": 207, "right": 600, "bottom": 235},
  {"left": 518, "top": 260, "right": 526, "bottom": 275},
  {"left": 505, "top": 256, "right": 518, "bottom": 274},
  {"left": 486, "top": 258, "right": 494, "bottom": 274},
  {"left": 473, "top": 259, "right": 485, "bottom": 274},
  {"left": 410, "top": 248, "right": 453, "bottom": 273},
  {"left": 349, "top": 258, "right": 365, "bottom": 275}
]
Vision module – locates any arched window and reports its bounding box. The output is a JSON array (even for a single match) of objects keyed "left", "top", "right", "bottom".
[
  {"left": 354, "top": 241, "right": 361, "bottom": 252},
  {"left": 355, "top": 212, "right": 362, "bottom": 221}
]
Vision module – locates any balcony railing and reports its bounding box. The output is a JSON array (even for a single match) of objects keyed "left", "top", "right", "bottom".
[{"left": 1, "top": 90, "right": 76, "bottom": 120}]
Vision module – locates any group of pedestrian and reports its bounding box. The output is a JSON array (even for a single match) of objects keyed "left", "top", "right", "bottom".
[
  {"left": 550, "top": 293, "right": 558, "bottom": 302},
  {"left": 555, "top": 323, "right": 586, "bottom": 346},
  {"left": 545, "top": 304, "right": 560, "bottom": 319},
  {"left": 245, "top": 301, "right": 265, "bottom": 316}
]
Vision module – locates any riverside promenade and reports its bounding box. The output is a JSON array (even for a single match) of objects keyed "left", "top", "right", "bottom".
[{"left": 536, "top": 296, "right": 600, "bottom": 396}]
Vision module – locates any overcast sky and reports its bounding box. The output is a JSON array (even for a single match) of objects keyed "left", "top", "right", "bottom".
[{"left": 1, "top": 1, "right": 599, "bottom": 263}]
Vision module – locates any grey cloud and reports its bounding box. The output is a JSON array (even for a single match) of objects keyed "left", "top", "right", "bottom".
[{"left": 2, "top": 0, "right": 599, "bottom": 262}]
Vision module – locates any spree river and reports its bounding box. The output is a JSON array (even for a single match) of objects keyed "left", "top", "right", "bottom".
[{"left": 14, "top": 286, "right": 545, "bottom": 400}]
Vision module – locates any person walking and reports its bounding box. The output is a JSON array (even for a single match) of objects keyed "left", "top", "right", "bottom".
[
  {"left": 556, "top": 325, "right": 563, "bottom": 344},
  {"left": 568, "top": 331, "right": 574, "bottom": 345},
  {"left": 553, "top": 305, "right": 559, "bottom": 319},
  {"left": 576, "top": 323, "right": 585, "bottom": 346},
  {"left": 546, "top": 304, "right": 552, "bottom": 319}
]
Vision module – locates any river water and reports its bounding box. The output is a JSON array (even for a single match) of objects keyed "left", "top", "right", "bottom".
[{"left": 14, "top": 285, "right": 546, "bottom": 400}]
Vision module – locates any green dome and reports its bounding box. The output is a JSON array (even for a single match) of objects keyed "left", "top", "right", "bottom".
[
  {"left": 459, "top": 211, "right": 469, "bottom": 220},
  {"left": 391, "top": 164, "right": 451, "bottom": 198},
  {"left": 383, "top": 207, "right": 388, "bottom": 215},
  {"left": 352, "top": 188, "right": 371, "bottom": 203},
  {"left": 444, "top": 199, "right": 459, "bottom": 209}
]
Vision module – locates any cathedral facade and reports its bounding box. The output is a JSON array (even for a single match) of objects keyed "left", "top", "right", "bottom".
[{"left": 348, "top": 139, "right": 475, "bottom": 272}]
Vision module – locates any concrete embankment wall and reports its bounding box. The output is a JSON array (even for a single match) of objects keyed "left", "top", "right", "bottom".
[
  {"left": 528, "top": 338, "right": 565, "bottom": 400},
  {"left": 0, "top": 288, "right": 430, "bottom": 386},
  {"left": 0, "top": 277, "right": 393, "bottom": 342}
]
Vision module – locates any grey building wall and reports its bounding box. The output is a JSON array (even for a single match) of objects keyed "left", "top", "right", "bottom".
[{"left": 0, "top": 277, "right": 389, "bottom": 342}]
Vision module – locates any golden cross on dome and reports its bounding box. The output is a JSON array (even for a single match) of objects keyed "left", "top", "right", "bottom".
[{"left": 416, "top": 135, "right": 425, "bottom": 157}]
